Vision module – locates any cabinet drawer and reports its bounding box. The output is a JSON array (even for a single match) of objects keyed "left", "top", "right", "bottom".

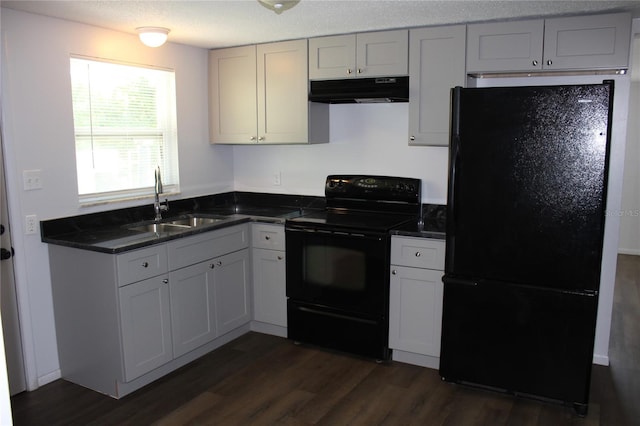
[
  {"left": 391, "top": 237, "right": 445, "bottom": 270},
  {"left": 168, "top": 224, "right": 249, "bottom": 270},
  {"left": 252, "top": 223, "right": 285, "bottom": 251},
  {"left": 117, "top": 245, "right": 168, "bottom": 286}
]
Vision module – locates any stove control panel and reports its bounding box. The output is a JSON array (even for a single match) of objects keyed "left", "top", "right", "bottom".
[{"left": 325, "top": 175, "right": 421, "bottom": 204}]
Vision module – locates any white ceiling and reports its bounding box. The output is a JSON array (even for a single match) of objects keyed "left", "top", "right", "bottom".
[{"left": 2, "top": 0, "right": 640, "bottom": 50}]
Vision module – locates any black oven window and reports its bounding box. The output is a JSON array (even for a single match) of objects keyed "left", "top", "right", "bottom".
[{"left": 304, "top": 244, "right": 365, "bottom": 291}]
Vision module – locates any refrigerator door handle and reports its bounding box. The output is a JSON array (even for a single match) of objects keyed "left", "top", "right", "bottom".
[{"left": 445, "top": 86, "right": 463, "bottom": 273}]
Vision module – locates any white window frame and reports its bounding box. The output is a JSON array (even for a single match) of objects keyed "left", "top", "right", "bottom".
[{"left": 70, "top": 55, "right": 180, "bottom": 206}]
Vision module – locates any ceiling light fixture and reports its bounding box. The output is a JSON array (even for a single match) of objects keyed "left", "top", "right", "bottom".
[
  {"left": 257, "top": 0, "right": 300, "bottom": 14},
  {"left": 136, "top": 27, "right": 170, "bottom": 47}
]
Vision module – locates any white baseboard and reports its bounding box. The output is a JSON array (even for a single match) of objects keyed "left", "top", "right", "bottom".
[
  {"left": 593, "top": 353, "right": 609, "bottom": 366},
  {"left": 37, "top": 369, "right": 61, "bottom": 387},
  {"left": 618, "top": 248, "right": 640, "bottom": 256},
  {"left": 392, "top": 350, "right": 439, "bottom": 370},
  {"left": 250, "top": 321, "right": 287, "bottom": 338}
]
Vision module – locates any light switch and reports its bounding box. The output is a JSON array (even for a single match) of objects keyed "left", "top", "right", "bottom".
[{"left": 23, "top": 169, "right": 43, "bottom": 190}]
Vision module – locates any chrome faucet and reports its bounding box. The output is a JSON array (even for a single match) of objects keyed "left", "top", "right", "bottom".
[{"left": 154, "top": 166, "right": 169, "bottom": 221}]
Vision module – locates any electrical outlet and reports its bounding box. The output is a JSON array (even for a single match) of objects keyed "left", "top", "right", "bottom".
[
  {"left": 25, "top": 214, "right": 38, "bottom": 235},
  {"left": 273, "top": 171, "right": 281, "bottom": 186},
  {"left": 23, "top": 169, "right": 43, "bottom": 190}
]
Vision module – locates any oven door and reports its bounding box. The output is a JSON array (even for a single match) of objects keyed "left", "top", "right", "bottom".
[{"left": 285, "top": 225, "right": 390, "bottom": 316}]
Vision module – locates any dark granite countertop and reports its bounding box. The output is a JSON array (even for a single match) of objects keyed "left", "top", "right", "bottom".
[
  {"left": 390, "top": 204, "right": 446, "bottom": 240},
  {"left": 41, "top": 191, "right": 446, "bottom": 253},
  {"left": 41, "top": 192, "right": 324, "bottom": 254}
]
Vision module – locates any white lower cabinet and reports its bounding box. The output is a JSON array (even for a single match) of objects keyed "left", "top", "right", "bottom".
[
  {"left": 214, "top": 249, "right": 252, "bottom": 335},
  {"left": 49, "top": 223, "right": 251, "bottom": 398},
  {"left": 119, "top": 275, "right": 173, "bottom": 382},
  {"left": 169, "top": 261, "right": 217, "bottom": 358},
  {"left": 251, "top": 223, "right": 287, "bottom": 336},
  {"left": 389, "top": 236, "right": 445, "bottom": 369},
  {"left": 253, "top": 248, "right": 286, "bottom": 327}
]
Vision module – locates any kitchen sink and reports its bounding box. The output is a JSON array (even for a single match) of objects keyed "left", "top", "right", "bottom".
[
  {"left": 126, "top": 214, "right": 228, "bottom": 234},
  {"left": 165, "top": 216, "right": 225, "bottom": 227},
  {"left": 127, "top": 222, "right": 190, "bottom": 234}
]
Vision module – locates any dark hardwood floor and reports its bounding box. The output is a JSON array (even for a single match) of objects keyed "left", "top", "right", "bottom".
[{"left": 10, "top": 254, "right": 640, "bottom": 425}]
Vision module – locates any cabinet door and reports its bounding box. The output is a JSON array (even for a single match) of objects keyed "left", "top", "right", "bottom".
[
  {"left": 389, "top": 265, "right": 443, "bottom": 357},
  {"left": 309, "top": 34, "right": 356, "bottom": 80},
  {"left": 257, "top": 40, "right": 309, "bottom": 144},
  {"left": 169, "top": 262, "right": 217, "bottom": 358},
  {"left": 119, "top": 276, "right": 172, "bottom": 382},
  {"left": 356, "top": 30, "right": 408, "bottom": 77},
  {"left": 252, "top": 248, "right": 286, "bottom": 327},
  {"left": 209, "top": 45, "right": 258, "bottom": 144},
  {"left": 466, "top": 19, "right": 544, "bottom": 73},
  {"left": 214, "top": 248, "right": 251, "bottom": 335},
  {"left": 409, "top": 25, "right": 466, "bottom": 146},
  {"left": 543, "top": 13, "right": 631, "bottom": 70}
]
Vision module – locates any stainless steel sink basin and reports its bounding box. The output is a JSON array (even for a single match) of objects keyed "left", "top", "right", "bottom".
[
  {"left": 165, "top": 216, "right": 225, "bottom": 227},
  {"left": 126, "top": 214, "right": 228, "bottom": 234},
  {"left": 127, "top": 223, "right": 190, "bottom": 234}
]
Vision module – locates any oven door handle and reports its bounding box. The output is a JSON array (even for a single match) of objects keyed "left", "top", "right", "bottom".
[
  {"left": 298, "top": 306, "right": 378, "bottom": 325},
  {"left": 285, "top": 227, "right": 386, "bottom": 240}
]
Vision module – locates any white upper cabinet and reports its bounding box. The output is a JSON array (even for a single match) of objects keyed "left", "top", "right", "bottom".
[
  {"left": 467, "top": 13, "right": 631, "bottom": 73},
  {"left": 543, "top": 13, "right": 631, "bottom": 70},
  {"left": 409, "top": 25, "right": 466, "bottom": 146},
  {"left": 309, "top": 30, "right": 408, "bottom": 80},
  {"left": 209, "top": 45, "right": 258, "bottom": 144},
  {"left": 467, "top": 19, "right": 544, "bottom": 73},
  {"left": 209, "top": 40, "right": 329, "bottom": 144}
]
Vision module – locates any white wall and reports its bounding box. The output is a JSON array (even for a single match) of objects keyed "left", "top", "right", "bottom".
[
  {"left": 1, "top": 9, "right": 234, "bottom": 389},
  {"left": 619, "top": 32, "right": 640, "bottom": 255},
  {"left": 233, "top": 103, "right": 449, "bottom": 203}
]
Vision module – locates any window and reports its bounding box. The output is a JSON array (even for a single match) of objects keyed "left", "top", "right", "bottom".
[{"left": 70, "top": 57, "right": 179, "bottom": 205}]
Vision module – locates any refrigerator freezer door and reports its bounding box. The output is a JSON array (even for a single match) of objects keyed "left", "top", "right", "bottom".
[
  {"left": 446, "top": 83, "right": 613, "bottom": 292},
  {"left": 440, "top": 277, "right": 598, "bottom": 411}
]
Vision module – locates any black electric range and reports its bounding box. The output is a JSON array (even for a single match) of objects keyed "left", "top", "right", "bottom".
[{"left": 285, "top": 175, "right": 421, "bottom": 360}]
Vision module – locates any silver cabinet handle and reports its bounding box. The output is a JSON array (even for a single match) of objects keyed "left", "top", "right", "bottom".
[
  {"left": 209, "top": 263, "right": 215, "bottom": 269},
  {"left": 532, "top": 60, "right": 538, "bottom": 66},
  {"left": 258, "top": 136, "right": 265, "bottom": 142},
  {"left": 546, "top": 59, "right": 553, "bottom": 66},
  {"left": 162, "top": 278, "right": 168, "bottom": 284},
  {"left": 250, "top": 136, "right": 256, "bottom": 141},
  {"left": 392, "top": 270, "right": 397, "bottom": 275},
  {"left": 217, "top": 261, "right": 222, "bottom": 266},
  {"left": 347, "top": 68, "right": 353, "bottom": 75},
  {"left": 142, "top": 261, "right": 149, "bottom": 268},
  {"left": 415, "top": 252, "right": 421, "bottom": 257},
  {"left": 277, "top": 255, "right": 283, "bottom": 261},
  {"left": 410, "top": 136, "right": 416, "bottom": 141},
  {"left": 265, "top": 235, "right": 271, "bottom": 240}
]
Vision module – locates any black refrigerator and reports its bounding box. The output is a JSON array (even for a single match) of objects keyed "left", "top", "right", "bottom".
[{"left": 440, "top": 82, "right": 614, "bottom": 416}]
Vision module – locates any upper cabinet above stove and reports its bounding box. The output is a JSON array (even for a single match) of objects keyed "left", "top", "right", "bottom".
[
  {"left": 466, "top": 12, "right": 631, "bottom": 74},
  {"left": 308, "top": 30, "right": 408, "bottom": 80}
]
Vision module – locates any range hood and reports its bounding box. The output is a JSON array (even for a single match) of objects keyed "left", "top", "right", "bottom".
[{"left": 308, "top": 76, "right": 409, "bottom": 104}]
